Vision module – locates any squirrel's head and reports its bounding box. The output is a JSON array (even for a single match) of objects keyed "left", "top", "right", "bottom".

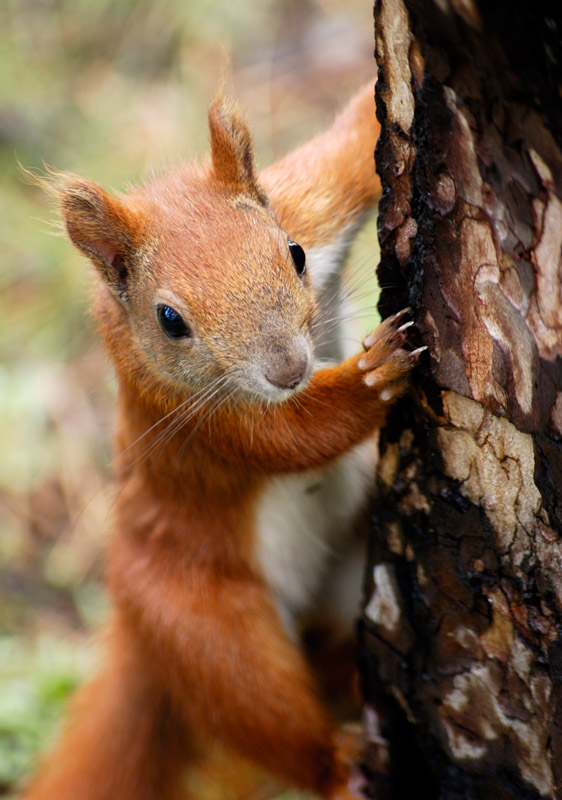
[{"left": 54, "top": 98, "right": 316, "bottom": 408}]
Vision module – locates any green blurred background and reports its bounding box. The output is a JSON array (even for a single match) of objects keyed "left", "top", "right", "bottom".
[{"left": 0, "top": 1, "right": 377, "bottom": 796}]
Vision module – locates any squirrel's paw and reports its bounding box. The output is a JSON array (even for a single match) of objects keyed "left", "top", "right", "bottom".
[
  {"left": 329, "top": 723, "right": 389, "bottom": 800},
  {"left": 357, "top": 308, "right": 425, "bottom": 403},
  {"left": 329, "top": 726, "right": 367, "bottom": 800}
]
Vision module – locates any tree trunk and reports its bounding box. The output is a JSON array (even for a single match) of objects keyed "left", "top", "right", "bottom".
[{"left": 360, "top": 2, "right": 562, "bottom": 798}]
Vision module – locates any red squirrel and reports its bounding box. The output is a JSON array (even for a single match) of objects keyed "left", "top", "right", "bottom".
[{"left": 24, "top": 84, "right": 420, "bottom": 800}]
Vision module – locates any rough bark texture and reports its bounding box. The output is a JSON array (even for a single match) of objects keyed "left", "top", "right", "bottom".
[{"left": 360, "top": 2, "right": 562, "bottom": 799}]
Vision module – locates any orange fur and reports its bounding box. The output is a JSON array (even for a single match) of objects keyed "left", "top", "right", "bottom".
[{"left": 23, "top": 84, "right": 414, "bottom": 800}]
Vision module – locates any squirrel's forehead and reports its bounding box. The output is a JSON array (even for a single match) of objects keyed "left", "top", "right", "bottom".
[
  {"left": 144, "top": 172, "right": 275, "bottom": 230},
  {"left": 152, "top": 215, "right": 286, "bottom": 273}
]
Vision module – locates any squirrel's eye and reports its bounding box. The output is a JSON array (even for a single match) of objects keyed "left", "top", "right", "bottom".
[
  {"left": 288, "top": 240, "right": 306, "bottom": 277},
  {"left": 157, "top": 305, "right": 191, "bottom": 339}
]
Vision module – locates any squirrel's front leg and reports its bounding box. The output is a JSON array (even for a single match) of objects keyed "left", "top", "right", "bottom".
[{"left": 210, "top": 309, "right": 421, "bottom": 473}]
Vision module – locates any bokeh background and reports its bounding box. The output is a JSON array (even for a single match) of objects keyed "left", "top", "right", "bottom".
[{"left": 0, "top": 1, "right": 377, "bottom": 796}]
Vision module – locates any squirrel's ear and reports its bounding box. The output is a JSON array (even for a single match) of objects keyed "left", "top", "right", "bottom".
[
  {"left": 58, "top": 178, "right": 144, "bottom": 299},
  {"left": 208, "top": 98, "right": 268, "bottom": 206}
]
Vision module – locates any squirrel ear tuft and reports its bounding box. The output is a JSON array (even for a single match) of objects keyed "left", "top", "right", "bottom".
[
  {"left": 208, "top": 98, "right": 268, "bottom": 206},
  {"left": 57, "top": 177, "right": 145, "bottom": 299}
]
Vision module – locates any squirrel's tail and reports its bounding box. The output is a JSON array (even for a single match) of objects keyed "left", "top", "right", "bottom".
[{"left": 21, "top": 619, "right": 192, "bottom": 800}]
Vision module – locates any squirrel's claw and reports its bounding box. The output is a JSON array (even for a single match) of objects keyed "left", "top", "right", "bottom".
[
  {"left": 357, "top": 310, "right": 423, "bottom": 402},
  {"left": 362, "top": 306, "right": 412, "bottom": 351}
]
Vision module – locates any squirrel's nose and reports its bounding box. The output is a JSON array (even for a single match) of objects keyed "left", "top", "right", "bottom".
[{"left": 264, "top": 347, "right": 310, "bottom": 390}]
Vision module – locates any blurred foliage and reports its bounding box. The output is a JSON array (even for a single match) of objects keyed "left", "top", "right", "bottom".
[
  {"left": 0, "top": 633, "right": 95, "bottom": 794},
  {"left": 0, "top": 0, "right": 378, "bottom": 796}
]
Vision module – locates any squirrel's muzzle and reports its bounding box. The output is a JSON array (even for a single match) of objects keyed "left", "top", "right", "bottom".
[{"left": 263, "top": 340, "right": 312, "bottom": 392}]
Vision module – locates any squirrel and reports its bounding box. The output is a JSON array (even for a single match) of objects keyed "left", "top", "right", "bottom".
[{"left": 24, "top": 83, "right": 420, "bottom": 800}]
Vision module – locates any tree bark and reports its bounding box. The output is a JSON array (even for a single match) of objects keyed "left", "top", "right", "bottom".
[{"left": 360, "top": 2, "right": 562, "bottom": 798}]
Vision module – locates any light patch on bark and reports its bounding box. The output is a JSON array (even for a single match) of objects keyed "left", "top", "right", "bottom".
[
  {"left": 533, "top": 528, "right": 562, "bottom": 612},
  {"left": 439, "top": 716, "right": 489, "bottom": 761},
  {"left": 449, "top": 0, "right": 483, "bottom": 30},
  {"left": 365, "top": 563, "right": 402, "bottom": 634},
  {"left": 395, "top": 216, "right": 418, "bottom": 262},
  {"left": 479, "top": 588, "right": 515, "bottom": 663},
  {"left": 378, "top": 442, "right": 401, "bottom": 488},
  {"left": 443, "top": 89, "right": 483, "bottom": 207},
  {"left": 365, "top": 563, "right": 415, "bottom": 653},
  {"left": 477, "top": 280, "right": 536, "bottom": 416},
  {"left": 432, "top": 0, "right": 449, "bottom": 13},
  {"left": 531, "top": 191, "right": 562, "bottom": 357},
  {"left": 451, "top": 624, "right": 483, "bottom": 658},
  {"left": 434, "top": 172, "right": 456, "bottom": 214},
  {"left": 437, "top": 391, "right": 542, "bottom": 571},
  {"left": 399, "top": 480, "right": 431, "bottom": 514},
  {"left": 376, "top": 0, "right": 414, "bottom": 135},
  {"left": 528, "top": 148, "right": 555, "bottom": 188},
  {"left": 440, "top": 662, "right": 554, "bottom": 795},
  {"left": 454, "top": 217, "right": 504, "bottom": 409},
  {"left": 386, "top": 521, "right": 406, "bottom": 557}
]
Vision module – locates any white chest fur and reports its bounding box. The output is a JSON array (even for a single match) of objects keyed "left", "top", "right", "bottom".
[
  {"left": 254, "top": 438, "right": 377, "bottom": 633},
  {"left": 254, "top": 226, "right": 379, "bottom": 633}
]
